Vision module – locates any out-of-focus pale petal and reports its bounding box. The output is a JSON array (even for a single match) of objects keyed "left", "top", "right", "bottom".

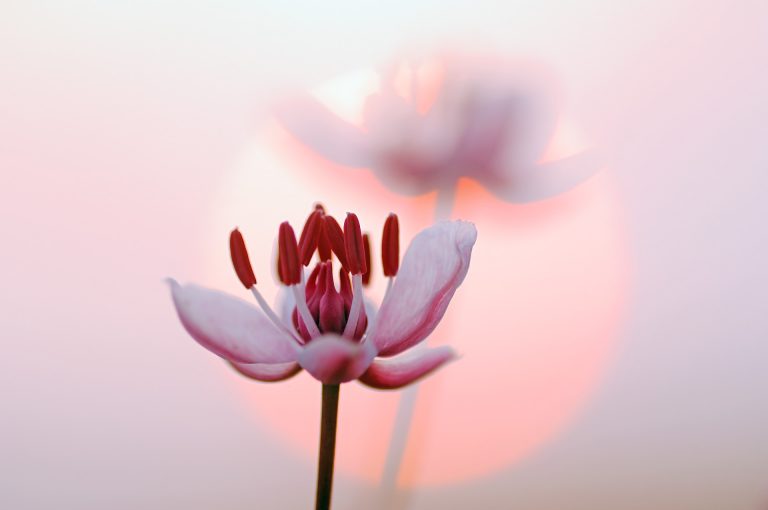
[
  {"left": 486, "top": 149, "right": 602, "bottom": 203},
  {"left": 168, "top": 280, "right": 299, "bottom": 364},
  {"left": 358, "top": 346, "right": 456, "bottom": 390},
  {"left": 230, "top": 361, "right": 302, "bottom": 382},
  {"left": 273, "top": 93, "right": 372, "bottom": 168},
  {"left": 370, "top": 221, "right": 477, "bottom": 357},
  {"left": 298, "top": 335, "right": 376, "bottom": 385}
]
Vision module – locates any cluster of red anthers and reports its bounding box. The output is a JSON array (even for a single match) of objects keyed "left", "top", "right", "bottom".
[{"left": 229, "top": 204, "right": 399, "bottom": 343}]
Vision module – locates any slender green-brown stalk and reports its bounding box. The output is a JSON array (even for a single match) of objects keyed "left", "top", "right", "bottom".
[{"left": 315, "top": 384, "right": 340, "bottom": 510}]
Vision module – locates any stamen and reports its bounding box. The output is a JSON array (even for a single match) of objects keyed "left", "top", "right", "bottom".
[
  {"left": 382, "top": 213, "right": 400, "bottom": 277},
  {"left": 298, "top": 209, "right": 324, "bottom": 266},
  {"left": 250, "top": 286, "right": 303, "bottom": 344},
  {"left": 344, "top": 213, "right": 366, "bottom": 275},
  {"left": 297, "top": 263, "right": 324, "bottom": 341},
  {"left": 342, "top": 273, "right": 366, "bottom": 338},
  {"left": 339, "top": 269, "right": 367, "bottom": 340},
  {"left": 278, "top": 222, "right": 301, "bottom": 285},
  {"left": 362, "top": 233, "right": 372, "bottom": 286},
  {"left": 323, "top": 215, "right": 348, "bottom": 269},
  {"left": 276, "top": 251, "right": 284, "bottom": 284},
  {"left": 293, "top": 277, "right": 321, "bottom": 339},
  {"left": 229, "top": 228, "right": 257, "bottom": 289}
]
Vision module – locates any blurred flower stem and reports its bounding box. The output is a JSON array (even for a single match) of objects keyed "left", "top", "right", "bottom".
[
  {"left": 378, "top": 190, "right": 455, "bottom": 508},
  {"left": 316, "top": 384, "right": 340, "bottom": 510}
]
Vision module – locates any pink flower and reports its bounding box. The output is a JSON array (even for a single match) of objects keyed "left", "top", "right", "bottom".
[
  {"left": 275, "top": 53, "right": 599, "bottom": 202},
  {"left": 168, "top": 207, "right": 477, "bottom": 388}
]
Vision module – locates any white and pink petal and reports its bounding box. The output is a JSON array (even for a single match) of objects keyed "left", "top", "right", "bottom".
[
  {"left": 168, "top": 280, "right": 299, "bottom": 364},
  {"left": 370, "top": 221, "right": 477, "bottom": 357},
  {"left": 358, "top": 346, "right": 456, "bottom": 390},
  {"left": 230, "top": 361, "right": 302, "bottom": 382},
  {"left": 298, "top": 335, "right": 377, "bottom": 385}
]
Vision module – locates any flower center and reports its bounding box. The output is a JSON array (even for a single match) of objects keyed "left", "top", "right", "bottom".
[
  {"left": 229, "top": 204, "right": 401, "bottom": 344},
  {"left": 292, "top": 260, "right": 366, "bottom": 341}
]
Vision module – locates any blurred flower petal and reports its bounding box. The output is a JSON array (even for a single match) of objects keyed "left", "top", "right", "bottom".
[
  {"left": 274, "top": 93, "right": 372, "bottom": 168},
  {"left": 277, "top": 54, "right": 600, "bottom": 203},
  {"left": 486, "top": 149, "right": 602, "bottom": 203}
]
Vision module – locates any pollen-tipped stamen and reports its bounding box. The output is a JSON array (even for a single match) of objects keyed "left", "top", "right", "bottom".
[
  {"left": 293, "top": 282, "right": 321, "bottom": 340},
  {"left": 230, "top": 229, "right": 257, "bottom": 289},
  {"left": 362, "top": 233, "right": 372, "bottom": 286},
  {"left": 342, "top": 273, "right": 365, "bottom": 338},
  {"left": 279, "top": 221, "right": 320, "bottom": 337},
  {"left": 278, "top": 222, "right": 302, "bottom": 285},
  {"left": 344, "top": 213, "right": 366, "bottom": 275},
  {"left": 382, "top": 213, "right": 400, "bottom": 277},
  {"left": 296, "top": 262, "right": 325, "bottom": 341},
  {"left": 298, "top": 209, "right": 324, "bottom": 266}
]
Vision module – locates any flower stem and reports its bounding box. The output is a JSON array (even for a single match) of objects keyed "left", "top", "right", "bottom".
[{"left": 315, "top": 384, "right": 340, "bottom": 510}]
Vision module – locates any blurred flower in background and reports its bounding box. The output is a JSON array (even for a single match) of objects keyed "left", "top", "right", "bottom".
[{"left": 275, "top": 51, "right": 601, "bottom": 212}]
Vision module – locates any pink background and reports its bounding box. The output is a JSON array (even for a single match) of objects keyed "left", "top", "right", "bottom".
[{"left": 2, "top": 1, "right": 767, "bottom": 509}]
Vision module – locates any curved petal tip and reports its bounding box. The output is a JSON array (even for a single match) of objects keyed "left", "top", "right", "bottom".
[
  {"left": 359, "top": 346, "right": 457, "bottom": 390},
  {"left": 230, "top": 361, "right": 302, "bottom": 382}
]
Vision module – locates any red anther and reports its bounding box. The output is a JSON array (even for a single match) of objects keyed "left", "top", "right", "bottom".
[
  {"left": 278, "top": 222, "right": 301, "bottom": 285},
  {"left": 317, "top": 222, "right": 333, "bottom": 261},
  {"left": 362, "top": 233, "right": 372, "bottom": 286},
  {"left": 298, "top": 210, "right": 324, "bottom": 266},
  {"left": 314, "top": 202, "right": 326, "bottom": 213},
  {"left": 323, "top": 215, "right": 348, "bottom": 269},
  {"left": 344, "top": 213, "right": 366, "bottom": 275},
  {"left": 382, "top": 213, "right": 400, "bottom": 277},
  {"left": 229, "top": 229, "right": 257, "bottom": 289}
]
